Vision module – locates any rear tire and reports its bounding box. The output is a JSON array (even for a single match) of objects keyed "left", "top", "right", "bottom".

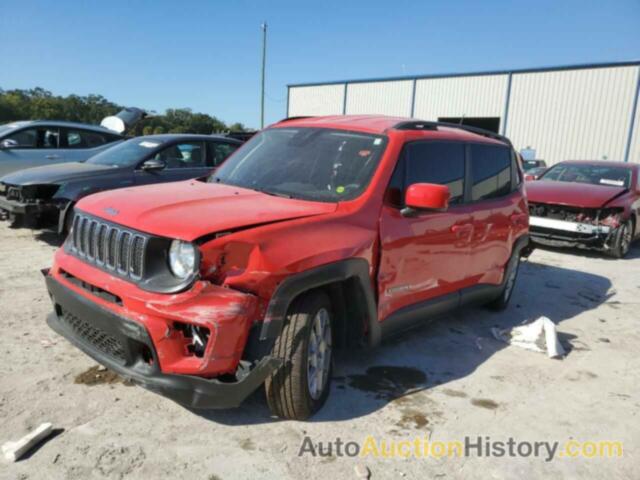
[
  {"left": 608, "top": 219, "right": 633, "bottom": 259},
  {"left": 487, "top": 253, "right": 520, "bottom": 311},
  {"left": 265, "top": 291, "right": 333, "bottom": 420}
]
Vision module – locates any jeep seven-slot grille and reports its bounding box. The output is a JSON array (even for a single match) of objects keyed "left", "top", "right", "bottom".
[
  {"left": 59, "top": 307, "right": 126, "bottom": 362},
  {"left": 70, "top": 214, "right": 147, "bottom": 280}
]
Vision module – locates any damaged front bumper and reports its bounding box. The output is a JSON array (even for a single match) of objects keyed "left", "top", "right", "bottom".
[
  {"left": 44, "top": 269, "right": 282, "bottom": 409},
  {"left": 0, "top": 196, "right": 58, "bottom": 216},
  {"left": 529, "top": 216, "right": 612, "bottom": 248}
]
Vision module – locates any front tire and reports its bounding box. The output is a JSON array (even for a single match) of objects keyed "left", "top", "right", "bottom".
[
  {"left": 265, "top": 291, "right": 333, "bottom": 420},
  {"left": 609, "top": 219, "right": 633, "bottom": 259}
]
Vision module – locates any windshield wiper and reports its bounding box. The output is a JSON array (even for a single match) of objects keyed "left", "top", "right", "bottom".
[{"left": 253, "top": 188, "right": 293, "bottom": 199}]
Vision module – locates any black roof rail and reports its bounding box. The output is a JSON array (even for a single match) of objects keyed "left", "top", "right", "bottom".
[{"left": 393, "top": 120, "right": 512, "bottom": 146}]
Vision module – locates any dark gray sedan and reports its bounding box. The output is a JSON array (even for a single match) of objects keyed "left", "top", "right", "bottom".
[{"left": 0, "top": 134, "right": 241, "bottom": 232}]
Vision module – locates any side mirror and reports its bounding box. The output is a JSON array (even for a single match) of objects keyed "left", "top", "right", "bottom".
[
  {"left": 524, "top": 174, "right": 536, "bottom": 181},
  {"left": 402, "top": 183, "right": 450, "bottom": 217},
  {"left": 141, "top": 158, "right": 166, "bottom": 171},
  {"left": 0, "top": 139, "right": 19, "bottom": 149}
]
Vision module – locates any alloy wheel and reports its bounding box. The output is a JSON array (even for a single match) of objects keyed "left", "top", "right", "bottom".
[{"left": 307, "top": 307, "right": 332, "bottom": 400}]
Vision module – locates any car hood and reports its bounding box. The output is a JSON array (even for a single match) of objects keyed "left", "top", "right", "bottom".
[
  {"left": 76, "top": 180, "right": 338, "bottom": 241},
  {"left": 1, "top": 162, "right": 116, "bottom": 185},
  {"left": 526, "top": 180, "right": 627, "bottom": 208}
]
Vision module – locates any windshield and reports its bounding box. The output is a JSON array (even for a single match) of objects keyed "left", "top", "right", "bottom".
[
  {"left": 87, "top": 137, "right": 162, "bottom": 167},
  {"left": 541, "top": 163, "right": 632, "bottom": 188},
  {"left": 209, "top": 127, "right": 387, "bottom": 202}
]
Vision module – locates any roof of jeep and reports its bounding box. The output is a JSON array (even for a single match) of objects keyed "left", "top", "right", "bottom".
[{"left": 271, "top": 115, "right": 507, "bottom": 145}]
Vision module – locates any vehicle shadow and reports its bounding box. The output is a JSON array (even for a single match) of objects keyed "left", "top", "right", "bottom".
[
  {"left": 33, "top": 229, "right": 65, "bottom": 248},
  {"left": 192, "top": 255, "right": 613, "bottom": 425}
]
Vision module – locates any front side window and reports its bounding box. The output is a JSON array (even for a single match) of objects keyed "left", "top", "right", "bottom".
[
  {"left": 400, "top": 141, "right": 466, "bottom": 205},
  {"left": 470, "top": 144, "right": 512, "bottom": 201},
  {"left": 211, "top": 128, "right": 387, "bottom": 202},
  {"left": 155, "top": 142, "right": 206, "bottom": 168},
  {"left": 209, "top": 142, "right": 238, "bottom": 166},
  {"left": 5, "top": 127, "right": 59, "bottom": 148},
  {"left": 541, "top": 163, "right": 632, "bottom": 189}
]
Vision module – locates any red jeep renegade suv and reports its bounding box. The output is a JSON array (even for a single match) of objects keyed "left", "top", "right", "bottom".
[{"left": 44, "top": 116, "right": 529, "bottom": 419}]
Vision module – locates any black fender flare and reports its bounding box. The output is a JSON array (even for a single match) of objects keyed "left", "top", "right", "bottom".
[{"left": 259, "top": 258, "right": 381, "bottom": 347}]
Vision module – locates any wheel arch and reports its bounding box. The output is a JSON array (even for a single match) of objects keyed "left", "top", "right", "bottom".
[{"left": 259, "top": 258, "right": 381, "bottom": 348}]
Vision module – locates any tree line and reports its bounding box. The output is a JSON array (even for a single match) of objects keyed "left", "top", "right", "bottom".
[{"left": 0, "top": 87, "right": 247, "bottom": 135}]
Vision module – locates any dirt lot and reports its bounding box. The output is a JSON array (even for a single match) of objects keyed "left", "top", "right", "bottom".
[{"left": 1, "top": 222, "right": 638, "bottom": 479}]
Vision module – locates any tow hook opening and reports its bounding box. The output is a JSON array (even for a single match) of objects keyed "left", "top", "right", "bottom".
[{"left": 174, "top": 322, "right": 211, "bottom": 358}]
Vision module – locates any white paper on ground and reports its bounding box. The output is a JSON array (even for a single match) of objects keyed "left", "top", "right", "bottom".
[{"left": 491, "top": 317, "right": 566, "bottom": 358}]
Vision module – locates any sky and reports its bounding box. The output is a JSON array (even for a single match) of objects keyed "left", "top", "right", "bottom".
[{"left": 1, "top": 0, "right": 639, "bottom": 129}]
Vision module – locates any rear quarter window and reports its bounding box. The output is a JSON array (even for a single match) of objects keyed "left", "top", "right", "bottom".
[{"left": 470, "top": 144, "right": 512, "bottom": 201}]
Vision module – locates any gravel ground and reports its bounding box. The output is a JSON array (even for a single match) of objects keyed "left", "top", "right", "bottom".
[{"left": 0, "top": 222, "right": 638, "bottom": 479}]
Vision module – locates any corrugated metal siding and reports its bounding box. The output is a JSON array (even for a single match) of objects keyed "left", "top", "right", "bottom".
[
  {"left": 345, "top": 80, "right": 413, "bottom": 116},
  {"left": 413, "top": 75, "right": 508, "bottom": 120},
  {"left": 287, "top": 84, "right": 345, "bottom": 117},
  {"left": 506, "top": 66, "right": 639, "bottom": 165}
]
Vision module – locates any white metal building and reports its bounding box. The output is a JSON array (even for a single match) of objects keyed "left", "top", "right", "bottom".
[{"left": 286, "top": 61, "right": 640, "bottom": 165}]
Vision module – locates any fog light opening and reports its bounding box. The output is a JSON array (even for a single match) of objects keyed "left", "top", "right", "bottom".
[
  {"left": 174, "top": 322, "right": 210, "bottom": 358},
  {"left": 141, "top": 345, "right": 154, "bottom": 365}
]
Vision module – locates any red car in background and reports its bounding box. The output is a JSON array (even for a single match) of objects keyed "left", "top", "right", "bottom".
[{"left": 527, "top": 160, "right": 640, "bottom": 258}]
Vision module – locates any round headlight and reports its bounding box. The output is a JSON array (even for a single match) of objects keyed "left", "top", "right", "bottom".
[{"left": 169, "top": 240, "right": 197, "bottom": 279}]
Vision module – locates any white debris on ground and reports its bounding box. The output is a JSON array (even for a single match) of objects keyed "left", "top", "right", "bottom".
[
  {"left": 2, "top": 423, "right": 54, "bottom": 462},
  {"left": 491, "top": 316, "right": 566, "bottom": 358}
]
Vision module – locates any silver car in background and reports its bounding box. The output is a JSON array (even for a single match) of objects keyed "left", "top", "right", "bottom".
[{"left": 0, "top": 108, "right": 146, "bottom": 177}]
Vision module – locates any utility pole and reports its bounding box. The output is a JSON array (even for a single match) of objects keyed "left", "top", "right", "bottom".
[{"left": 260, "top": 22, "right": 268, "bottom": 129}]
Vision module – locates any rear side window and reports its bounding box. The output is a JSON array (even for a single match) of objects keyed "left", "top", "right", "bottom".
[
  {"left": 404, "top": 142, "right": 466, "bottom": 205},
  {"left": 65, "top": 129, "right": 109, "bottom": 149},
  {"left": 470, "top": 144, "right": 511, "bottom": 201}
]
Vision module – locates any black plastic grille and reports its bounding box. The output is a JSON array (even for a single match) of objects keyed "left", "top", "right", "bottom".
[
  {"left": 59, "top": 307, "right": 126, "bottom": 362},
  {"left": 69, "top": 213, "right": 147, "bottom": 280}
]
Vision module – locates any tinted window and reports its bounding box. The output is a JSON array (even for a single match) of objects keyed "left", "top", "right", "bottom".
[
  {"left": 209, "top": 142, "right": 238, "bottom": 166},
  {"left": 155, "top": 142, "right": 206, "bottom": 169},
  {"left": 470, "top": 144, "right": 511, "bottom": 201},
  {"left": 65, "top": 129, "right": 108, "bottom": 149},
  {"left": 404, "top": 142, "right": 466, "bottom": 205}
]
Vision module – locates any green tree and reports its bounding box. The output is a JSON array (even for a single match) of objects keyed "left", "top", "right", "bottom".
[{"left": 0, "top": 87, "right": 245, "bottom": 136}]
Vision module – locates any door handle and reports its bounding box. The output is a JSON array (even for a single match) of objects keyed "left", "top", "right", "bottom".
[{"left": 45, "top": 154, "right": 60, "bottom": 160}]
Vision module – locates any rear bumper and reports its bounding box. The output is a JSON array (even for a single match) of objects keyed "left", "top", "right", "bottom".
[{"left": 45, "top": 273, "right": 281, "bottom": 409}]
